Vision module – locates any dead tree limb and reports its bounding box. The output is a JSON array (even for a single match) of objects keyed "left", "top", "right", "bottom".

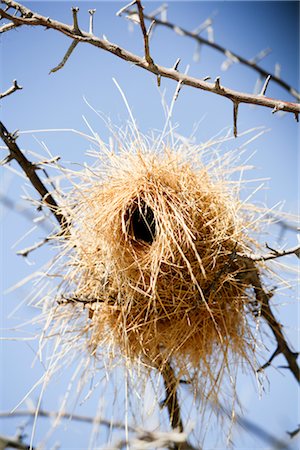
[
  {"left": 0, "top": 0, "right": 299, "bottom": 136},
  {"left": 121, "top": 5, "right": 300, "bottom": 101}
]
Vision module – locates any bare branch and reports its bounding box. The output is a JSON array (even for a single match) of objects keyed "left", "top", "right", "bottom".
[
  {"left": 0, "top": 0, "right": 299, "bottom": 131},
  {"left": 0, "top": 19, "right": 20, "bottom": 32},
  {"left": 156, "top": 357, "right": 184, "bottom": 439},
  {"left": 123, "top": 6, "right": 300, "bottom": 101},
  {"left": 0, "top": 121, "right": 68, "bottom": 230},
  {"left": 136, "top": 0, "right": 154, "bottom": 65},
  {"left": 239, "top": 243, "right": 300, "bottom": 262},
  {"left": 0, "top": 409, "right": 133, "bottom": 432},
  {"left": 16, "top": 237, "right": 49, "bottom": 257},
  {"left": 49, "top": 39, "right": 78, "bottom": 74},
  {"left": 0, "top": 79, "right": 22, "bottom": 99},
  {"left": 239, "top": 257, "right": 300, "bottom": 382}
]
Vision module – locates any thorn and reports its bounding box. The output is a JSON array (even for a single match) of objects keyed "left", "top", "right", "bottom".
[
  {"left": 147, "top": 19, "right": 155, "bottom": 36},
  {"left": 172, "top": 58, "right": 181, "bottom": 71},
  {"left": 203, "top": 76, "right": 211, "bottom": 81},
  {"left": 157, "top": 74, "right": 161, "bottom": 87},
  {"left": 294, "top": 112, "right": 299, "bottom": 122},
  {"left": 233, "top": 102, "right": 239, "bottom": 138},
  {"left": 260, "top": 74, "right": 271, "bottom": 96},
  {"left": 272, "top": 102, "right": 285, "bottom": 114},
  {"left": 214, "top": 76, "right": 221, "bottom": 90}
]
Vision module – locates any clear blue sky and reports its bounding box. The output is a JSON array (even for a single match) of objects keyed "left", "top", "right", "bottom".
[{"left": 1, "top": 1, "right": 299, "bottom": 449}]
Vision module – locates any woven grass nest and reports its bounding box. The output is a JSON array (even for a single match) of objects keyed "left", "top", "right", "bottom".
[{"left": 57, "top": 131, "right": 263, "bottom": 400}]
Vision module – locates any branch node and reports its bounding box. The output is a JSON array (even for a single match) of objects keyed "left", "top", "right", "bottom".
[{"left": 272, "top": 102, "right": 285, "bottom": 114}]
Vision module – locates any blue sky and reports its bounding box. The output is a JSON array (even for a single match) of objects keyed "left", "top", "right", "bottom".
[{"left": 1, "top": 1, "right": 299, "bottom": 449}]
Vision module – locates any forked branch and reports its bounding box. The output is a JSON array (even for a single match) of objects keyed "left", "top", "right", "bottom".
[
  {"left": 239, "top": 257, "right": 300, "bottom": 383},
  {"left": 121, "top": 4, "right": 300, "bottom": 101},
  {"left": 0, "top": 121, "right": 68, "bottom": 230},
  {"left": 0, "top": 0, "right": 299, "bottom": 137}
]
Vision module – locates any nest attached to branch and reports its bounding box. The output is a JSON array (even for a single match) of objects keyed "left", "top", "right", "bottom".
[{"left": 57, "top": 134, "right": 262, "bottom": 400}]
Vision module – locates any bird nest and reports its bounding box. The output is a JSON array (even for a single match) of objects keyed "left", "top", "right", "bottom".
[{"left": 53, "top": 132, "right": 262, "bottom": 403}]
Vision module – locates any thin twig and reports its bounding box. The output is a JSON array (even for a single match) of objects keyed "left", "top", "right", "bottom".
[
  {"left": 239, "top": 243, "right": 300, "bottom": 262},
  {"left": 0, "top": 409, "right": 133, "bottom": 432},
  {"left": 0, "top": 0, "right": 299, "bottom": 134},
  {"left": 136, "top": 0, "right": 154, "bottom": 65},
  {"left": 0, "top": 79, "right": 22, "bottom": 99},
  {"left": 0, "top": 121, "right": 68, "bottom": 230},
  {"left": 16, "top": 237, "right": 49, "bottom": 257},
  {"left": 49, "top": 39, "right": 78, "bottom": 74},
  {"left": 123, "top": 6, "right": 300, "bottom": 101}
]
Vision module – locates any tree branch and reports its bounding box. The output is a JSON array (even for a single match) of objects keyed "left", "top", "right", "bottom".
[
  {"left": 0, "top": 0, "right": 299, "bottom": 137},
  {"left": 136, "top": 0, "right": 154, "bottom": 65},
  {"left": 122, "top": 5, "right": 300, "bottom": 101},
  {"left": 239, "top": 243, "right": 300, "bottom": 262},
  {"left": 239, "top": 257, "right": 299, "bottom": 383},
  {"left": 155, "top": 357, "right": 184, "bottom": 449},
  {"left": 0, "top": 79, "right": 22, "bottom": 99},
  {"left": 0, "top": 409, "right": 133, "bottom": 432},
  {"left": 0, "top": 121, "right": 68, "bottom": 230}
]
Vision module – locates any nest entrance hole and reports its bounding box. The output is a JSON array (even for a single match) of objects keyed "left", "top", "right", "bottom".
[{"left": 126, "top": 199, "right": 156, "bottom": 244}]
